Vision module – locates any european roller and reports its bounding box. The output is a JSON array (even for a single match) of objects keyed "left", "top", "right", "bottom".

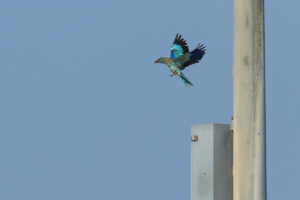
[{"left": 154, "top": 34, "right": 206, "bottom": 86}]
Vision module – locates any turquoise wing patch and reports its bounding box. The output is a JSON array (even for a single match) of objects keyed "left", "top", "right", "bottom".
[
  {"left": 170, "top": 44, "right": 184, "bottom": 58},
  {"left": 170, "top": 34, "right": 189, "bottom": 58}
]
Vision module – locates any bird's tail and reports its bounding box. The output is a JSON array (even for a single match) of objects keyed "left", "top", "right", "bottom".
[{"left": 179, "top": 73, "right": 193, "bottom": 87}]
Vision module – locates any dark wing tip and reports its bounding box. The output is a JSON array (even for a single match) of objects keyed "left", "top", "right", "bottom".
[
  {"left": 197, "top": 43, "right": 206, "bottom": 52},
  {"left": 181, "top": 43, "right": 206, "bottom": 69},
  {"left": 173, "top": 33, "right": 189, "bottom": 54}
]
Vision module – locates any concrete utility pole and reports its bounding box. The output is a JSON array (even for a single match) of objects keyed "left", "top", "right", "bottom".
[
  {"left": 233, "top": 0, "right": 266, "bottom": 200},
  {"left": 191, "top": 1, "right": 266, "bottom": 199}
]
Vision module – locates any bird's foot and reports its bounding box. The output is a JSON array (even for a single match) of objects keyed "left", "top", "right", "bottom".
[{"left": 170, "top": 72, "right": 177, "bottom": 76}]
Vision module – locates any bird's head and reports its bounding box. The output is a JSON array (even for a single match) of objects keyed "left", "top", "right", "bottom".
[{"left": 154, "top": 57, "right": 168, "bottom": 64}]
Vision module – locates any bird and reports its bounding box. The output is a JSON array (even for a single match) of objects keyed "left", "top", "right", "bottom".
[{"left": 154, "top": 34, "right": 206, "bottom": 86}]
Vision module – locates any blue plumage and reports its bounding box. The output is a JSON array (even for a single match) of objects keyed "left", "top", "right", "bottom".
[
  {"left": 170, "top": 34, "right": 189, "bottom": 59},
  {"left": 170, "top": 44, "right": 184, "bottom": 58},
  {"left": 154, "top": 34, "right": 206, "bottom": 86}
]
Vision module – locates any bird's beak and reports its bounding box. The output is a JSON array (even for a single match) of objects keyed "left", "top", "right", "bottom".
[{"left": 154, "top": 59, "right": 159, "bottom": 63}]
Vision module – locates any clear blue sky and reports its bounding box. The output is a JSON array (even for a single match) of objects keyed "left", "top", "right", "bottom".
[{"left": 0, "top": 1, "right": 299, "bottom": 200}]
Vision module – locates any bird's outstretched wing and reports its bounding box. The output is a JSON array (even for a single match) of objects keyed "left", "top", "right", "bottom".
[
  {"left": 170, "top": 34, "right": 189, "bottom": 59},
  {"left": 174, "top": 44, "right": 206, "bottom": 70}
]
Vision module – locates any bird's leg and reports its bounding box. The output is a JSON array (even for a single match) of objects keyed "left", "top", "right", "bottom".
[{"left": 169, "top": 71, "right": 178, "bottom": 76}]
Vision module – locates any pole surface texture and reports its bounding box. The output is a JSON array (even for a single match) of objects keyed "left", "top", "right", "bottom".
[{"left": 233, "top": 0, "right": 266, "bottom": 200}]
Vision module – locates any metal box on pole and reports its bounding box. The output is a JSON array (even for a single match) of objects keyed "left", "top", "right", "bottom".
[{"left": 191, "top": 124, "right": 232, "bottom": 200}]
